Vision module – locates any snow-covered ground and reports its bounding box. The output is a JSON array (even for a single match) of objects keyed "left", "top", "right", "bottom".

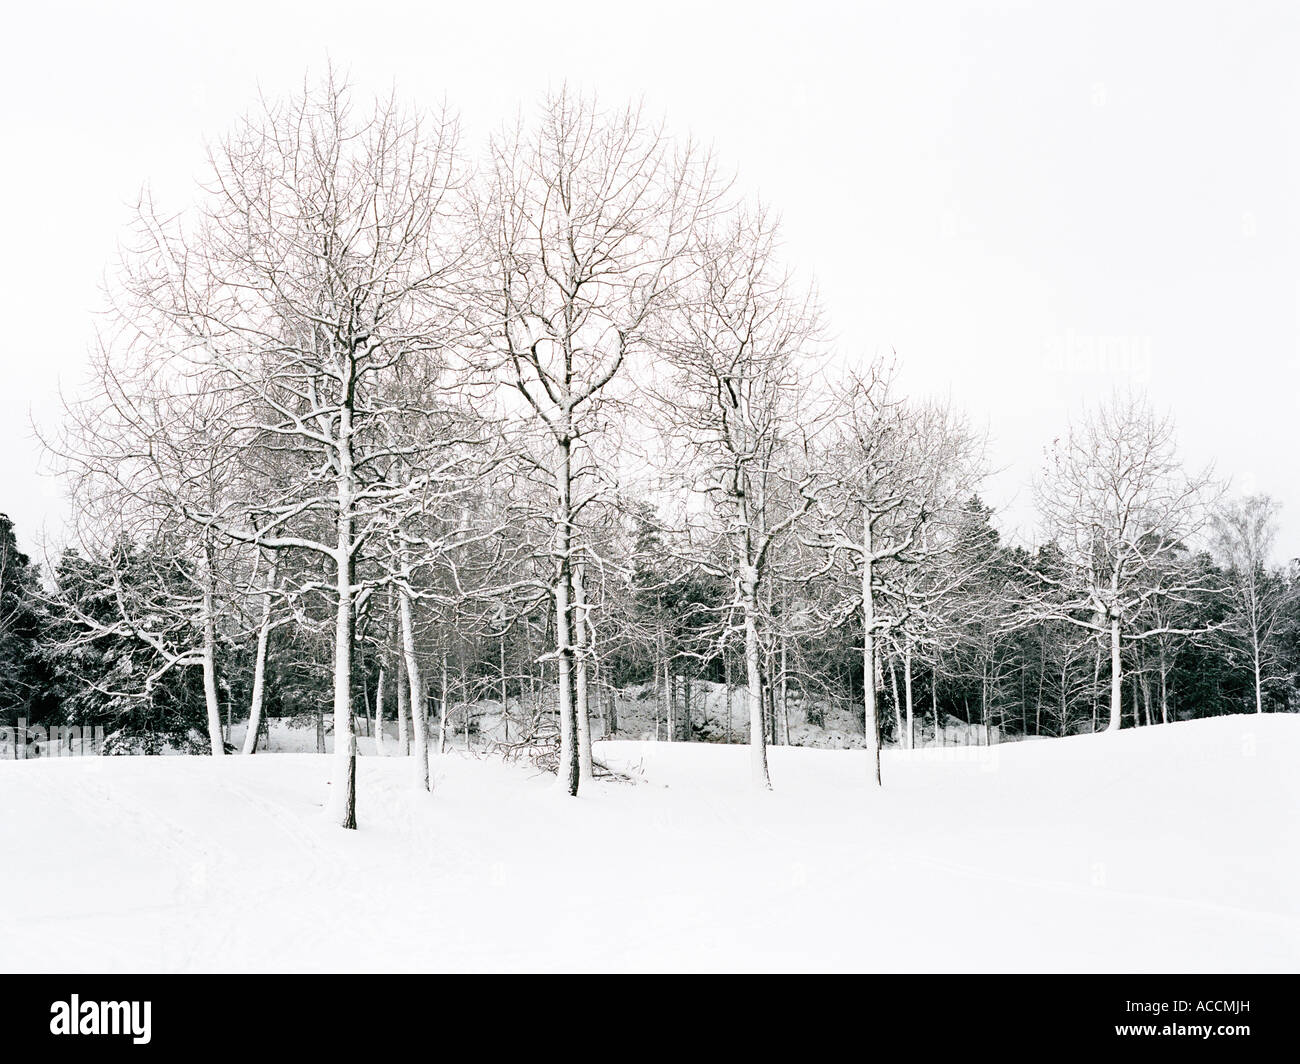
[{"left": 1, "top": 715, "right": 1296, "bottom": 972}]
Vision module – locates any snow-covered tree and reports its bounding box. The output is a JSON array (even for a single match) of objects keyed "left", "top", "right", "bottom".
[
  {"left": 658, "top": 207, "right": 824, "bottom": 789},
  {"left": 104, "top": 71, "right": 470, "bottom": 825},
  {"left": 1031, "top": 395, "right": 1220, "bottom": 733},
  {"left": 1210, "top": 494, "right": 1291, "bottom": 714},
  {"left": 471, "top": 89, "right": 723, "bottom": 795}
]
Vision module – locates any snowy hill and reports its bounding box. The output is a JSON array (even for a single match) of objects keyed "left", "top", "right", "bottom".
[{"left": 1, "top": 715, "right": 1296, "bottom": 972}]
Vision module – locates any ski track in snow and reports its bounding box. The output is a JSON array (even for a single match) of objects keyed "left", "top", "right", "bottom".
[{"left": 0, "top": 716, "right": 1296, "bottom": 972}]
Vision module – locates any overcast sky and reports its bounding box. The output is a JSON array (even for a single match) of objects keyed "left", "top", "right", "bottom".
[{"left": 2, "top": 0, "right": 1297, "bottom": 560}]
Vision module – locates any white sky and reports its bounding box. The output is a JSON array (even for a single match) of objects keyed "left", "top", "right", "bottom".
[{"left": 2, "top": 0, "right": 1297, "bottom": 559}]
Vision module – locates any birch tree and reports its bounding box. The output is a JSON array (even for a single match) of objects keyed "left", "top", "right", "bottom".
[
  {"left": 1032, "top": 395, "right": 1219, "bottom": 733},
  {"left": 473, "top": 89, "right": 722, "bottom": 795},
  {"left": 1211, "top": 494, "right": 1290, "bottom": 714},
  {"left": 659, "top": 207, "right": 823, "bottom": 789},
  {"left": 809, "top": 365, "right": 979, "bottom": 781},
  {"left": 110, "top": 72, "right": 469, "bottom": 826},
  {"left": 47, "top": 341, "right": 249, "bottom": 755}
]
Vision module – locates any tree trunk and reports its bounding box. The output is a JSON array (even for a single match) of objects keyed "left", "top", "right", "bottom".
[
  {"left": 499, "top": 634, "right": 510, "bottom": 741},
  {"left": 398, "top": 586, "right": 430, "bottom": 791},
  {"left": 551, "top": 432, "right": 580, "bottom": 796},
  {"left": 903, "top": 641, "right": 914, "bottom": 751},
  {"left": 243, "top": 553, "right": 277, "bottom": 756},
  {"left": 460, "top": 656, "right": 472, "bottom": 751},
  {"left": 329, "top": 536, "right": 356, "bottom": 828},
  {"left": 1091, "top": 641, "right": 1101, "bottom": 732},
  {"left": 373, "top": 664, "right": 387, "bottom": 755},
  {"left": 743, "top": 586, "right": 771, "bottom": 789},
  {"left": 683, "top": 672, "right": 693, "bottom": 743},
  {"left": 439, "top": 652, "right": 450, "bottom": 755},
  {"left": 777, "top": 638, "right": 787, "bottom": 746},
  {"left": 931, "top": 670, "right": 940, "bottom": 747},
  {"left": 324, "top": 384, "right": 359, "bottom": 829},
  {"left": 1107, "top": 612, "right": 1122, "bottom": 732},
  {"left": 396, "top": 653, "right": 410, "bottom": 755},
  {"left": 667, "top": 663, "right": 676, "bottom": 742},
  {"left": 574, "top": 560, "right": 593, "bottom": 780},
  {"left": 981, "top": 660, "right": 990, "bottom": 746},
  {"left": 888, "top": 652, "right": 902, "bottom": 748},
  {"left": 1252, "top": 632, "right": 1264, "bottom": 714},
  {"left": 1158, "top": 642, "right": 1170, "bottom": 724},
  {"left": 724, "top": 653, "right": 733, "bottom": 744},
  {"left": 861, "top": 515, "right": 881, "bottom": 785},
  {"left": 360, "top": 668, "right": 371, "bottom": 738},
  {"left": 200, "top": 540, "right": 224, "bottom": 756}
]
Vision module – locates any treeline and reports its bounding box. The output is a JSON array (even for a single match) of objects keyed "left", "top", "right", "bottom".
[
  {"left": 7, "top": 489, "right": 1300, "bottom": 760},
  {"left": 13, "top": 74, "right": 1297, "bottom": 822}
]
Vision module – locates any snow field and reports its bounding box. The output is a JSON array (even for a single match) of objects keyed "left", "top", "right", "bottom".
[{"left": 1, "top": 715, "right": 1295, "bottom": 972}]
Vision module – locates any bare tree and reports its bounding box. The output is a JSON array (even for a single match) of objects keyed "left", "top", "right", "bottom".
[
  {"left": 1211, "top": 494, "right": 1290, "bottom": 714},
  {"left": 472, "top": 88, "right": 723, "bottom": 795},
  {"left": 1031, "top": 394, "right": 1220, "bottom": 732},
  {"left": 808, "top": 363, "right": 981, "bottom": 780},
  {"left": 658, "top": 207, "right": 824, "bottom": 789},
  {"left": 106, "top": 71, "right": 469, "bottom": 826},
  {"left": 45, "top": 341, "right": 253, "bottom": 755}
]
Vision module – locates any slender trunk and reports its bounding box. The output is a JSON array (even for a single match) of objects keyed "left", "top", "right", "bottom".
[
  {"left": 396, "top": 653, "right": 410, "bottom": 755},
  {"left": 553, "top": 436, "right": 580, "bottom": 796},
  {"left": 724, "top": 653, "right": 733, "bottom": 745},
  {"left": 903, "top": 641, "right": 914, "bottom": 752},
  {"left": 1035, "top": 639, "right": 1045, "bottom": 737},
  {"left": 668, "top": 663, "right": 676, "bottom": 742},
  {"left": 360, "top": 667, "right": 371, "bottom": 738},
  {"left": 555, "top": 566, "right": 578, "bottom": 793},
  {"left": 439, "top": 652, "right": 450, "bottom": 755},
  {"left": 777, "top": 637, "right": 787, "bottom": 746},
  {"left": 764, "top": 657, "right": 776, "bottom": 745},
  {"left": 242, "top": 552, "right": 278, "bottom": 755},
  {"left": 499, "top": 635, "right": 510, "bottom": 741},
  {"left": 574, "top": 560, "right": 593, "bottom": 780},
  {"left": 1158, "top": 642, "right": 1170, "bottom": 724},
  {"left": 398, "top": 585, "right": 430, "bottom": 791},
  {"left": 1091, "top": 641, "right": 1101, "bottom": 732},
  {"left": 374, "top": 665, "right": 387, "bottom": 755},
  {"left": 683, "top": 672, "right": 693, "bottom": 743},
  {"left": 200, "top": 540, "right": 224, "bottom": 756},
  {"left": 329, "top": 482, "right": 356, "bottom": 828},
  {"left": 1058, "top": 663, "right": 1067, "bottom": 737},
  {"left": 1253, "top": 634, "right": 1264, "bottom": 714},
  {"left": 762, "top": 671, "right": 773, "bottom": 746},
  {"left": 1107, "top": 612, "right": 1122, "bottom": 733},
  {"left": 460, "top": 656, "right": 472, "bottom": 751},
  {"left": 931, "top": 668, "right": 940, "bottom": 747},
  {"left": 861, "top": 515, "right": 881, "bottom": 785},
  {"left": 888, "top": 652, "right": 902, "bottom": 747},
  {"left": 743, "top": 589, "right": 771, "bottom": 789},
  {"left": 981, "top": 660, "right": 990, "bottom": 745}
]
